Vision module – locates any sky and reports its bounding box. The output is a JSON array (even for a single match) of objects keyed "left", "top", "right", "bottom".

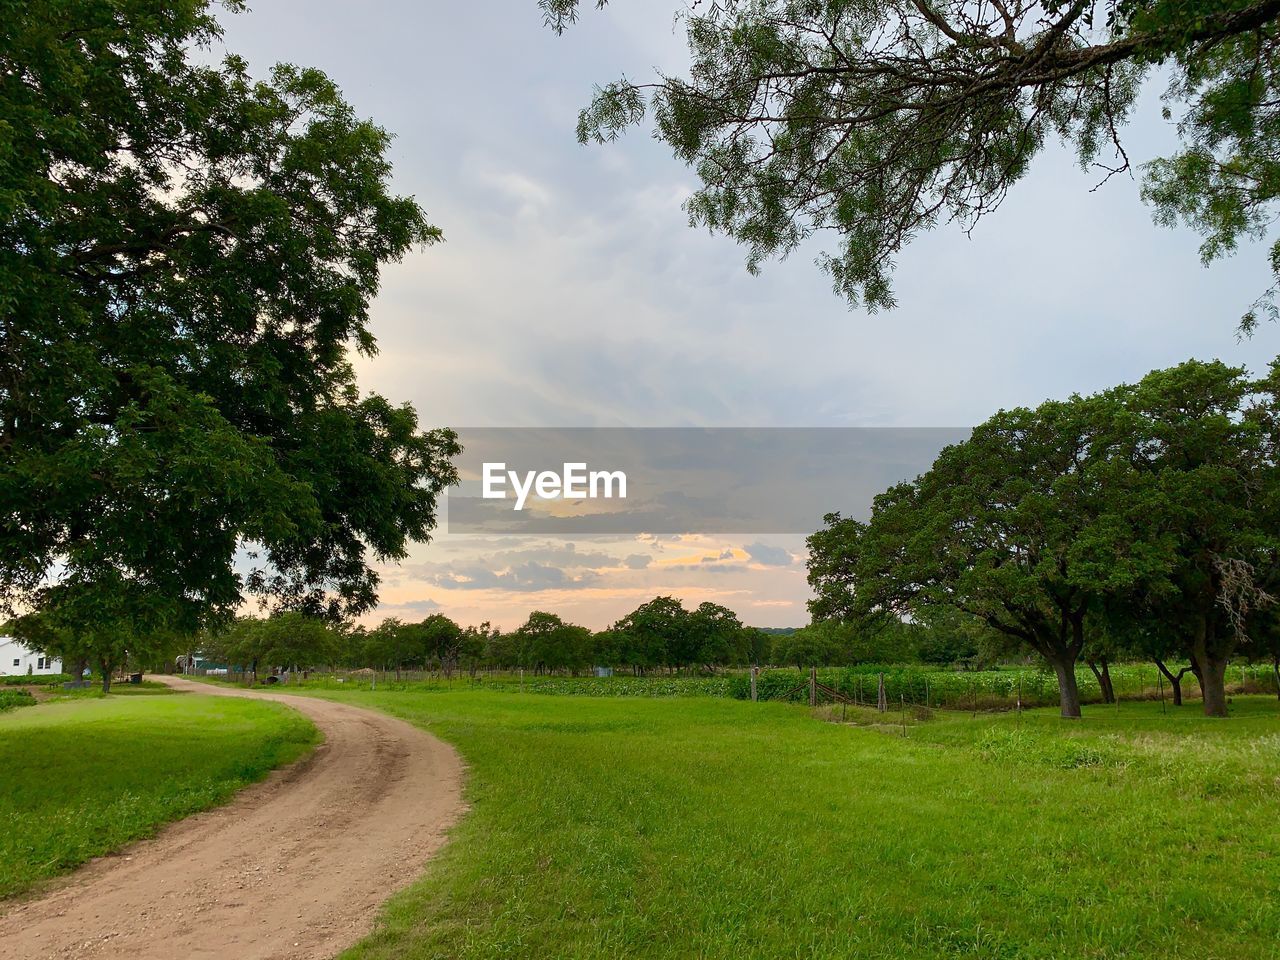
[{"left": 215, "top": 1, "right": 1280, "bottom": 631}]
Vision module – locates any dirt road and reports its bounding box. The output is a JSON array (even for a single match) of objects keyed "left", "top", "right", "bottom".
[{"left": 0, "top": 676, "right": 465, "bottom": 960}]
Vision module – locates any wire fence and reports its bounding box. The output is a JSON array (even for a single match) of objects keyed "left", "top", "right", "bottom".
[{"left": 188, "top": 661, "right": 1280, "bottom": 711}]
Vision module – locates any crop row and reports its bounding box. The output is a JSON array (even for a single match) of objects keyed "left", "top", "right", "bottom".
[{"left": 729, "top": 663, "right": 1280, "bottom": 708}]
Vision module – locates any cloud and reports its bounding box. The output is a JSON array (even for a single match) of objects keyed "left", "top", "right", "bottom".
[
  {"left": 428, "top": 560, "right": 600, "bottom": 592},
  {"left": 744, "top": 542, "right": 793, "bottom": 566},
  {"left": 391, "top": 597, "right": 443, "bottom": 613},
  {"left": 486, "top": 542, "right": 618, "bottom": 570},
  {"left": 215, "top": 0, "right": 1280, "bottom": 634}
]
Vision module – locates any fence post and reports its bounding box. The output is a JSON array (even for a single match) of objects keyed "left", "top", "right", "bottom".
[
  {"left": 1017, "top": 676, "right": 1023, "bottom": 724},
  {"left": 877, "top": 672, "right": 886, "bottom": 713},
  {"left": 750, "top": 665, "right": 758, "bottom": 703},
  {"left": 900, "top": 694, "right": 906, "bottom": 735},
  {"left": 809, "top": 666, "right": 817, "bottom": 708}
]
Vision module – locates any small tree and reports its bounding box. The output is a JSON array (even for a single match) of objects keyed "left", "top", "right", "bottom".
[
  {"left": 773, "top": 621, "right": 852, "bottom": 669},
  {"left": 415, "top": 614, "right": 464, "bottom": 677},
  {"left": 613, "top": 597, "right": 691, "bottom": 673},
  {"left": 685, "top": 602, "right": 744, "bottom": 670},
  {"left": 364, "top": 618, "right": 409, "bottom": 678},
  {"left": 511, "top": 612, "right": 593, "bottom": 674}
]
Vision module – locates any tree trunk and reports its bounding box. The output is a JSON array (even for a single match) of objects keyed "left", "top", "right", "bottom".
[
  {"left": 1191, "top": 618, "right": 1229, "bottom": 717},
  {"left": 1051, "top": 658, "right": 1082, "bottom": 718},
  {"left": 99, "top": 660, "right": 113, "bottom": 695},
  {"left": 1155, "top": 658, "right": 1187, "bottom": 707},
  {"left": 1197, "top": 654, "right": 1229, "bottom": 717},
  {"left": 68, "top": 656, "right": 87, "bottom": 684},
  {"left": 1087, "top": 658, "right": 1116, "bottom": 704}
]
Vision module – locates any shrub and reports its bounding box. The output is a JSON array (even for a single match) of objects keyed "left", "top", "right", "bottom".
[
  {"left": 0, "top": 689, "right": 37, "bottom": 711},
  {"left": 2, "top": 674, "right": 70, "bottom": 687}
]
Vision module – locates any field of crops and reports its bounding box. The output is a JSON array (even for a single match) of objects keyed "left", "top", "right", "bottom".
[
  {"left": 258, "top": 672, "right": 737, "bottom": 698},
  {"left": 733, "top": 662, "right": 1280, "bottom": 709},
  {"left": 281, "top": 662, "right": 1280, "bottom": 710},
  {"left": 0, "top": 674, "right": 69, "bottom": 687},
  {"left": 0, "top": 690, "right": 35, "bottom": 712}
]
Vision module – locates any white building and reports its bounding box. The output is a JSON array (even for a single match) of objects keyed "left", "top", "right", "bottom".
[{"left": 0, "top": 637, "right": 62, "bottom": 676}]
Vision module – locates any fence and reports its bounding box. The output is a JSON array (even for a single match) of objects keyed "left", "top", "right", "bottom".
[
  {"left": 735, "top": 663, "right": 1280, "bottom": 712},
  {"left": 191, "top": 661, "right": 1280, "bottom": 709}
]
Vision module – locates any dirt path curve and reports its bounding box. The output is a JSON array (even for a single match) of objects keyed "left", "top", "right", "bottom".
[{"left": 0, "top": 676, "right": 465, "bottom": 960}]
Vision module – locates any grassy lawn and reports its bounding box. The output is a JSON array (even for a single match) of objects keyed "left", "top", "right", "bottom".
[
  {"left": 293, "top": 687, "right": 1280, "bottom": 960},
  {"left": 0, "top": 694, "right": 318, "bottom": 899}
]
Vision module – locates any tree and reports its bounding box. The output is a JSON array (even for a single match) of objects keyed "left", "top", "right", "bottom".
[
  {"left": 459, "top": 622, "right": 496, "bottom": 677},
  {"left": 685, "top": 602, "right": 744, "bottom": 668},
  {"left": 1, "top": 1, "right": 459, "bottom": 639},
  {"left": 612, "top": 597, "right": 691, "bottom": 672},
  {"left": 1246, "top": 599, "right": 1280, "bottom": 699},
  {"left": 1244, "top": 376, "right": 1280, "bottom": 697},
  {"left": 809, "top": 394, "right": 1155, "bottom": 717},
  {"left": 255, "top": 612, "right": 339, "bottom": 679},
  {"left": 364, "top": 618, "right": 410, "bottom": 677},
  {"left": 416, "top": 614, "right": 464, "bottom": 677},
  {"left": 510, "top": 612, "right": 593, "bottom": 674},
  {"left": 1111, "top": 611, "right": 1198, "bottom": 705},
  {"left": 591, "top": 628, "right": 624, "bottom": 668},
  {"left": 205, "top": 612, "right": 339, "bottom": 683},
  {"left": 808, "top": 358, "right": 1280, "bottom": 717},
  {"left": 544, "top": 0, "right": 1280, "bottom": 328},
  {"left": 911, "top": 605, "right": 998, "bottom": 667},
  {"left": 482, "top": 626, "right": 520, "bottom": 671},
  {"left": 14, "top": 578, "right": 185, "bottom": 692},
  {"left": 738, "top": 627, "right": 774, "bottom": 667},
  {"left": 1101, "top": 360, "right": 1279, "bottom": 716},
  {"left": 773, "top": 620, "right": 853, "bottom": 668}
]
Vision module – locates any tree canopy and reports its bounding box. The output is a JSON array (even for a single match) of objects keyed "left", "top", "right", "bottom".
[
  {"left": 807, "top": 358, "right": 1280, "bottom": 717},
  {"left": 544, "top": 0, "right": 1280, "bottom": 329},
  {"left": 1, "top": 1, "right": 458, "bottom": 638}
]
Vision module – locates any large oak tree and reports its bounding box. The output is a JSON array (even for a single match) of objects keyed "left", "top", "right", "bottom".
[
  {"left": 1, "top": 1, "right": 458, "bottom": 652},
  {"left": 808, "top": 359, "right": 1280, "bottom": 717},
  {"left": 809, "top": 395, "right": 1156, "bottom": 717}
]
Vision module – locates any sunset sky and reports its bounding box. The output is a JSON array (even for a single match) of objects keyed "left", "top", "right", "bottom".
[{"left": 216, "top": 1, "right": 1280, "bottom": 631}]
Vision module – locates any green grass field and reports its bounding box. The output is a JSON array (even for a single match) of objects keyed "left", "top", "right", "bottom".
[
  {"left": 288, "top": 687, "right": 1280, "bottom": 960},
  {"left": 0, "top": 694, "right": 318, "bottom": 899}
]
